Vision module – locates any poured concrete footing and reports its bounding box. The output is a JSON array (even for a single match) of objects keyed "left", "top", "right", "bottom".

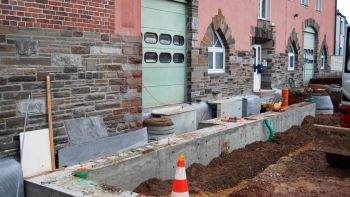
[{"left": 25, "top": 102, "right": 315, "bottom": 197}]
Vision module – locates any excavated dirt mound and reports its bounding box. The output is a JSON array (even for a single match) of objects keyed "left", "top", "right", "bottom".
[
  {"left": 328, "top": 91, "right": 342, "bottom": 111},
  {"left": 309, "top": 77, "right": 342, "bottom": 86},
  {"left": 134, "top": 115, "right": 339, "bottom": 196},
  {"left": 289, "top": 89, "right": 312, "bottom": 105},
  {"left": 229, "top": 151, "right": 350, "bottom": 197}
]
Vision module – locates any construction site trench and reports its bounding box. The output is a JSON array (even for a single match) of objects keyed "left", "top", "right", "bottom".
[{"left": 134, "top": 114, "right": 350, "bottom": 196}]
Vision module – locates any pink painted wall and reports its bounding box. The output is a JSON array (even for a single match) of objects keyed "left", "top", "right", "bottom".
[
  {"left": 199, "top": 0, "right": 258, "bottom": 51},
  {"left": 115, "top": 0, "right": 141, "bottom": 36},
  {"left": 198, "top": 0, "right": 336, "bottom": 54}
]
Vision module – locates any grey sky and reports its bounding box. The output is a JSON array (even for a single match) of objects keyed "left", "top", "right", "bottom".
[{"left": 338, "top": 0, "right": 350, "bottom": 21}]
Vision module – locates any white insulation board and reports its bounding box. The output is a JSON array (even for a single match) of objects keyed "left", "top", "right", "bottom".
[{"left": 20, "top": 129, "right": 52, "bottom": 178}]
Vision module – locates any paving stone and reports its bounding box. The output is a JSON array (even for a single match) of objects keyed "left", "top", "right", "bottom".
[{"left": 64, "top": 116, "right": 108, "bottom": 146}]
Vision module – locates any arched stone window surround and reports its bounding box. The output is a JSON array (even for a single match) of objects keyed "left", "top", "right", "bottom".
[{"left": 200, "top": 9, "right": 235, "bottom": 73}]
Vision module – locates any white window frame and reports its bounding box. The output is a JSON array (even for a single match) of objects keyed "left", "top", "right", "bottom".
[
  {"left": 253, "top": 45, "right": 262, "bottom": 67},
  {"left": 320, "top": 55, "right": 325, "bottom": 70},
  {"left": 208, "top": 31, "right": 225, "bottom": 74},
  {"left": 258, "top": 0, "right": 269, "bottom": 20},
  {"left": 340, "top": 47, "right": 343, "bottom": 56},
  {"left": 288, "top": 49, "right": 295, "bottom": 71},
  {"left": 316, "top": 0, "right": 322, "bottom": 12},
  {"left": 301, "top": 0, "right": 309, "bottom": 7},
  {"left": 340, "top": 20, "right": 344, "bottom": 34}
]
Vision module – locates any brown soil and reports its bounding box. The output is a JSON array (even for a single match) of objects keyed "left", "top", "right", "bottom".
[
  {"left": 289, "top": 88, "right": 312, "bottom": 105},
  {"left": 327, "top": 91, "right": 342, "bottom": 111},
  {"left": 229, "top": 151, "right": 350, "bottom": 197},
  {"left": 134, "top": 115, "right": 340, "bottom": 196},
  {"left": 309, "top": 77, "right": 342, "bottom": 86},
  {"left": 143, "top": 118, "right": 174, "bottom": 127}
]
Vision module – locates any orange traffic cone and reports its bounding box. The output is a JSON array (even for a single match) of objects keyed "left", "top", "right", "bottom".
[{"left": 171, "top": 155, "right": 189, "bottom": 197}]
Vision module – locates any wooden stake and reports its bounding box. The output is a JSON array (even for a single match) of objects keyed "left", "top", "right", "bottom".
[{"left": 46, "top": 75, "right": 56, "bottom": 170}]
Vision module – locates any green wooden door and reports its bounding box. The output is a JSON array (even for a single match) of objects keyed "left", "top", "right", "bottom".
[
  {"left": 303, "top": 27, "right": 316, "bottom": 85},
  {"left": 142, "top": 0, "right": 187, "bottom": 108}
]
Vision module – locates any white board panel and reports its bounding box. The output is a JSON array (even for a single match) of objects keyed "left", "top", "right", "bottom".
[{"left": 20, "top": 129, "right": 52, "bottom": 178}]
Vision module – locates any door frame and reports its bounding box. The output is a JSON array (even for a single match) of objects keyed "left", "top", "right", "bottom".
[{"left": 253, "top": 45, "right": 262, "bottom": 92}]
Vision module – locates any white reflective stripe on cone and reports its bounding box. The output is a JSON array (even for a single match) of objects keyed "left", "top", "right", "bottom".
[
  {"left": 171, "top": 191, "right": 189, "bottom": 197},
  {"left": 174, "top": 167, "right": 187, "bottom": 180}
]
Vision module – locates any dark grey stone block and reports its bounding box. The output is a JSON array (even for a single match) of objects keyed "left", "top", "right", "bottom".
[
  {"left": 58, "top": 128, "right": 147, "bottom": 167},
  {"left": 15, "top": 39, "right": 38, "bottom": 56},
  {"left": 63, "top": 116, "right": 108, "bottom": 146}
]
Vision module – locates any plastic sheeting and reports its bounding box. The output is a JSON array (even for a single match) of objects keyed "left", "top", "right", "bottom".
[{"left": 0, "top": 158, "right": 24, "bottom": 197}]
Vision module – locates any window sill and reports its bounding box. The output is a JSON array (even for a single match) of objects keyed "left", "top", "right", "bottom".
[
  {"left": 258, "top": 18, "right": 270, "bottom": 22},
  {"left": 287, "top": 68, "right": 295, "bottom": 71},
  {"left": 208, "top": 70, "right": 225, "bottom": 75},
  {"left": 316, "top": 10, "right": 322, "bottom": 13}
]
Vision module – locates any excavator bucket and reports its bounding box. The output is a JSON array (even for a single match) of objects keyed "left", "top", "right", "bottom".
[{"left": 312, "top": 124, "right": 350, "bottom": 156}]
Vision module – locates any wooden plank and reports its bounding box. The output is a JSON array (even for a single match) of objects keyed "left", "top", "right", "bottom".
[
  {"left": 46, "top": 75, "right": 56, "bottom": 170},
  {"left": 312, "top": 124, "right": 350, "bottom": 156}
]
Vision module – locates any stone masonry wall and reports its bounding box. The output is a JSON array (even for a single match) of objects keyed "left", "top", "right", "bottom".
[
  {"left": 0, "top": 0, "right": 115, "bottom": 33},
  {"left": 189, "top": 49, "right": 254, "bottom": 101},
  {"left": 188, "top": 8, "right": 254, "bottom": 102},
  {"left": 0, "top": 26, "right": 142, "bottom": 158}
]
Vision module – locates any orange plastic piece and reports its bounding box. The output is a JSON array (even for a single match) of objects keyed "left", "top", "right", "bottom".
[{"left": 282, "top": 87, "right": 289, "bottom": 107}]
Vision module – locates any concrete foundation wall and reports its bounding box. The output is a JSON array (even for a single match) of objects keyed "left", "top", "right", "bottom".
[{"left": 88, "top": 103, "right": 315, "bottom": 190}]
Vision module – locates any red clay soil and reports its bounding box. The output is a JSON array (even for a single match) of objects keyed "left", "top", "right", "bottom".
[
  {"left": 229, "top": 150, "right": 350, "bottom": 197},
  {"left": 134, "top": 115, "right": 339, "bottom": 196}
]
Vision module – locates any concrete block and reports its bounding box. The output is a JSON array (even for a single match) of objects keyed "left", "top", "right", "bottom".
[
  {"left": 63, "top": 116, "right": 108, "bottom": 146},
  {"left": 196, "top": 134, "right": 221, "bottom": 166},
  {"left": 152, "top": 105, "right": 197, "bottom": 134},
  {"left": 158, "top": 141, "right": 200, "bottom": 180},
  {"left": 58, "top": 128, "right": 147, "bottom": 167},
  {"left": 88, "top": 151, "right": 160, "bottom": 191},
  {"left": 51, "top": 54, "right": 82, "bottom": 67}
]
